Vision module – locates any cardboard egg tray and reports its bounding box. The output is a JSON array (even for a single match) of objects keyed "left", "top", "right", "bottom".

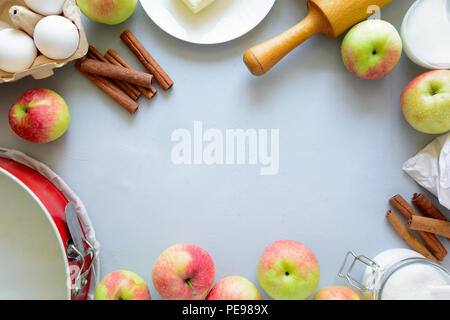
[{"left": 0, "top": 0, "right": 88, "bottom": 83}]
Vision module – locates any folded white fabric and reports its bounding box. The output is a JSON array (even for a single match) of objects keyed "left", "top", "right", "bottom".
[
  {"left": 403, "top": 132, "right": 450, "bottom": 210},
  {"left": 0, "top": 147, "right": 100, "bottom": 299}
]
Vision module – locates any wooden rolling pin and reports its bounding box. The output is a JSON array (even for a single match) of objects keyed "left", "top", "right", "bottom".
[{"left": 244, "top": 0, "right": 394, "bottom": 76}]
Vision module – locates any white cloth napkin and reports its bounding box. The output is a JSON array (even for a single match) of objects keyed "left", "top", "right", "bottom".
[
  {"left": 0, "top": 148, "right": 100, "bottom": 300},
  {"left": 403, "top": 132, "right": 450, "bottom": 210}
]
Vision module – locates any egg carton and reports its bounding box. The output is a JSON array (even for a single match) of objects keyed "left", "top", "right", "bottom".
[{"left": 0, "top": 0, "right": 88, "bottom": 83}]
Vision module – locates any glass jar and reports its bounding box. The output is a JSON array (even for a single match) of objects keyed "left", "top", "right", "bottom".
[
  {"left": 401, "top": 0, "right": 450, "bottom": 69},
  {"left": 339, "top": 250, "right": 450, "bottom": 300}
]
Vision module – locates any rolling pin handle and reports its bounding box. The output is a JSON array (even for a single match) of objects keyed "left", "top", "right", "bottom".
[{"left": 243, "top": 4, "right": 326, "bottom": 76}]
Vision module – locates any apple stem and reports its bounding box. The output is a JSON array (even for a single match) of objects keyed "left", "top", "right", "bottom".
[{"left": 185, "top": 278, "right": 197, "bottom": 296}]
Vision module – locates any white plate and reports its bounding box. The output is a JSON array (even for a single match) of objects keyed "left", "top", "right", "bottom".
[{"left": 140, "top": 0, "right": 276, "bottom": 44}]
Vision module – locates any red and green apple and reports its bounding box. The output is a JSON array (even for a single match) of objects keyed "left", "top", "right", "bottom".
[
  {"left": 206, "top": 276, "right": 263, "bottom": 300},
  {"left": 76, "top": 0, "right": 137, "bottom": 25},
  {"left": 152, "top": 244, "right": 215, "bottom": 300},
  {"left": 313, "top": 286, "right": 364, "bottom": 300},
  {"left": 9, "top": 88, "right": 70, "bottom": 143},
  {"left": 341, "top": 19, "right": 402, "bottom": 80},
  {"left": 258, "top": 240, "right": 320, "bottom": 300},
  {"left": 94, "top": 270, "right": 151, "bottom": 300},
  {"left": 401, "top": 70, "right": 450, "bottom": 134}
]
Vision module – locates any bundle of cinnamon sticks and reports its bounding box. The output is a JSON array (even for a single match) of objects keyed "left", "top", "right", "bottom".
[
  {"left": 387, "top": 193, "right": 449, "bottom": 263},
  {"left": 75, "top": 30, "right": 173, "bottom": 114}
]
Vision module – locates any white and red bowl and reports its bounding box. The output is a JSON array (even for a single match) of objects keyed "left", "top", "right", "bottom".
[{"left": 0, "top": 156, "right": 94, "bottom": 300}]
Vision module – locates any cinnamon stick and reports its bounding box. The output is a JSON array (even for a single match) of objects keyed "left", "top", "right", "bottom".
[
  {"left": 386, "top": 210, "right": 438, "bottom": 263},
  {"left": 87, "top": 46, "right": 141, "bottom": 101},
  {"left": 105, "top": 50, "right": 156, "bottom": 99},
  {"left": 120, "top": 30, "right": 173, "bottom": 91},
  {"left": 390, "top": 194, "right": 447, "bottom": 261},
  {"left": 389, "top": 194, "right": 417, "bottom": 220},
  {"left": 409, "top": 216, "right": 450, "bottom": 239},
  {"left": 79, "top": 58, "right": 154, "bottom": 89},
  {"left": 88, "top": 52, "right": 138, "bottom": 101},
  {"left": 106, "top": 49, "right": 157, "bottom": 97},
  {"left": 75, "top": 60, "right": 138, "bottom": 114},
  {"left": 412, "top": 193, "right": 450, "bottom": 241}
]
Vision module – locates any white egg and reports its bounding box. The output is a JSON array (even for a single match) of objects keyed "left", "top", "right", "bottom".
[
  {"left": 34, "top": 16, "right": 80, "bottom": 60},
  {"left": 24, "top": 0, "right": 66, "bottom": 15},
  {"left": 0, "top": 28, "right": 37, "bottom": 73}
]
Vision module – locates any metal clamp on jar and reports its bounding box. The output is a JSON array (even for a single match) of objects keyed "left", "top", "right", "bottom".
[{"left": 338, "top": 249, "right": 450, "bottom": 300}]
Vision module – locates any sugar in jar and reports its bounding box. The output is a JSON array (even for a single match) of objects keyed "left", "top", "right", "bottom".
[{"left": 339, "top": 249, "right": 450, "bottom": 300}]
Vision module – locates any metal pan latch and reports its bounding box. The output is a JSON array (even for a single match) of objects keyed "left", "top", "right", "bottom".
[{"left": 65, "top": 202, "right": 96, "bottom": 297}]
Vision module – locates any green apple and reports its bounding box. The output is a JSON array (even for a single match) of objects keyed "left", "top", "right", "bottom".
[
  {"left": 9, "top": 88, "right": 70, "bottom": 143},
  {"left": 401, "top": 70, "right": 450, "bottom": 134},
  {"left": 258, "top": 240, "right": 320, "bottom": 300},
  {"left": 94, "top": 270, "right": 151, "bottom": 300},
  {"left": 341, "top": 19, "right": 402, "bottom": 80},
  {"left": 76, "top": 0, "right": 137, "bottom": 25}
]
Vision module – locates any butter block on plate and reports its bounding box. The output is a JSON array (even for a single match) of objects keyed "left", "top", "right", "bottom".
[{"left": 181, "top": 0, "right": 216, "bottom": 14}]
